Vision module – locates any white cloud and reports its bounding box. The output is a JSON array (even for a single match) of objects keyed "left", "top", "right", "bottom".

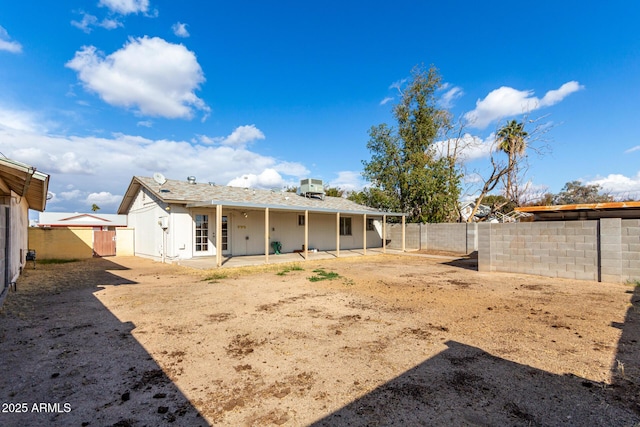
[
  {"left": 464, "top": 81, "right": 584, "bottom": 129},
  {"left": 137, "top": 120, "right": 153, "bottom": 127},
  {"left": 0, "top": 26, "right": 22, "bottom": 53},
  {"left": 66, "top": 36, "right": 209, "bottom": 119},
  {"left": 0, "top": 106, "right": 41, "bottom": 132},
  {"left": 379, "top": 97, "right": 393, "bottom": 106},
  {"left": 87, "top": 191, "right": 122, "bottom": 207},
  {"left": 434, "top": 133, "right": 495, "bottom": 162},
  {"left": 624, "top": 146, "right": 640, "bottom": 154},
  {"left": 587, "top": 172, "right": 640, "bottom": 198},
  {"left": 440, "top": 86, "right": 463, "bottom": 109},
  {"left": 227, "top": 169, "right": 285, "bottom": 189},
  {"left": 98, "top": 0, "right": 149, "bottom": 15},
  {"left": 272, "top": 161, "right": 309, "bottom": 178},
  {"left": 71, "top": 13, "right": 123, "bottom": 33},
  {"left": 172, "top": 22, "right": 190, "bottom": 38},
  {"left": 0, "top": 107, "right": 309, "bottom": 212},
  {"left": 59, "top": 189, "right": 83, "bottom": 201},
  {"left": 197, "top": 125, "right": 267, "bottom": 147},
  {"left": 539, "top": 81, "right": 583, "bottom": 107},
  {"left": 327, "top": 171, "right": 364, "bottom": 192},
  {"left": 389, "top": 78, "right": 407, "bottom": 92},
  {"left": 222, "top": 125, "right": 265, "bottom": 147}
]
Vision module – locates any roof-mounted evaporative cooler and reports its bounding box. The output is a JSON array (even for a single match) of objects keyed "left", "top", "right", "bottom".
[{"left": 299, "top": 178, "right": 325, "bottom": 200}]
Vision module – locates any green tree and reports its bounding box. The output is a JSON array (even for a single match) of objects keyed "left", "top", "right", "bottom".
[
  {"left": 361, "top": 65, "right": 460, "bottom": 223},
  {"left": 496, "top": 119, "right": 528, "bottom": 204},
  {"left": 323, "top": 186, "right": 344, "bottom": 198},
  {"left": 481, "top": 194, "right": 516, "bottom": 214},
  {"left": 466, "top": 119, "right": 536, "bottom": 221},
  {"left": 553, "top": 181, "right": 613, "bottom": 204}
]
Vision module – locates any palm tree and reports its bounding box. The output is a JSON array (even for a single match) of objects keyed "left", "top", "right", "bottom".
[
  {"left": 496, "top": 120, "right": 528, "bottom": 204},
  {"left": 497, "top": 120, "right": 528, "bottom": 156}
]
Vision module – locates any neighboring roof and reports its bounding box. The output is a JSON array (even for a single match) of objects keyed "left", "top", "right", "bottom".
[
  {"left": 459, "top": 201, "right": 491, "bottom": 218},
  {"left": 515, "top": 202, "right": 640, "bottom": 221},
  {"left": 0, "top": 157, "right": 50, "bottom": 211},
  {"left": 38, "top": 212, "right": 128, "bottom": 227},
  {"left": 118, "top": 176, "right": 405, "bottom": 216}
]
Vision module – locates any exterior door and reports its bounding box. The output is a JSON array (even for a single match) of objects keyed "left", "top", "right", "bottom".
[
  {"left": 94, "top": 230, "right": 116, "bottom": 256},
  {"left": 194, "top": 214, "right": 230, "bottom": 255},
  {"left": 221, "top": 215, "right": 230, "bottom": 255},
  {"left": 194, "top": 214, "right": 211, "bottom": 255}
]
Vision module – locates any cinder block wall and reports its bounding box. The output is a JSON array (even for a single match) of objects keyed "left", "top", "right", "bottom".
[
  {"left": 621, "top": 219, "right": 640, "bottom": 282},
  {"left": 425, "top": 223, "right": 474, "bottom": 253},
  {"left": 386, "top": 223, "right": 478, "bottom": 254},
  {"left": 478, "top": 219, "right": 640, "bottom": 283}
]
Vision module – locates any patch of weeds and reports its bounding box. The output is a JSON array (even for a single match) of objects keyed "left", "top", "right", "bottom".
[
  {"left": 342, "top": 277, "right": 355, "bottom": 286},
  {"left": 38, "top": 258, "right": 79, "bottom": 265},
  {"left": 628, "top": 279, "right": 640, "bottom": 287},
  {"left": 276, "top": 264, "right": 304, "bottom": 276},
  {"left": 203, "top": 272, "right": 228, "bottom": 283},
  {"left": 308, "top": 268, "right": 340, "bottom": 282}
]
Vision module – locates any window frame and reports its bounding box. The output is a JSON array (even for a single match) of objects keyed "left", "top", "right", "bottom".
[{"left": 340, "top": 217, "right": 352, "bottom": 236}]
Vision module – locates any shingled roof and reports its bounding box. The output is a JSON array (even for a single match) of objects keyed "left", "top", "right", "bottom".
[{"left": 118, "top": 176, "right": 404, "bottom": 216}]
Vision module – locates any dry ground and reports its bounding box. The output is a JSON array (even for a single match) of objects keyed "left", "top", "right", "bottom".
[{"left": 0, "top": 253, "right": 639, "bottom": 426}]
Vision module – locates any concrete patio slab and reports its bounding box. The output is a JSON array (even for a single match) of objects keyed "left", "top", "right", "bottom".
[{"left": 174, "top": 248, "right": 394, "bottom": 269}]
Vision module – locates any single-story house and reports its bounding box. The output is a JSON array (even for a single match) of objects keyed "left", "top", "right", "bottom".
[
  {"left": 117, "top": 176, "right": 406, "bottom": 266},
  {"left": 37, "top": 212, "right": 127, "bottom": 230},
  {"left": 0, "top": 157, "right": 49, "bottom": 305}
]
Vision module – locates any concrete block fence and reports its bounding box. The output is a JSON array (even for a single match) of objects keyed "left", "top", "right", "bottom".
[
  {"left": 478, "top": 219, "right": 640, "bottom": 283},
  {"left": 386, "top": 219, "right": 640, "bottom": 283},
  {"left": 387, "top": 223, "right": 478, "bottom": 254}
]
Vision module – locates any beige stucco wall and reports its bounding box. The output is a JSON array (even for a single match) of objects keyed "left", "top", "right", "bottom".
[
  {"left": 28, "top": 227, "right": 93, "bottom": 259},
  {"left": 116, "top": 228, "right": 135, "bottom": 256}
]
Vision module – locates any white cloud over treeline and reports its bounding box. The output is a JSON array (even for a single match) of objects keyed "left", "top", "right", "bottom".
[
  {"left": 0, "top": 106, "right": 316, "bottom": 211},
  {"left": 464, "top": 81, "right": 584, "bottom": 129}
]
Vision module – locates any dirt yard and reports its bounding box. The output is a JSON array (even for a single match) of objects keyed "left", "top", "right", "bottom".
[{"left": 1, "top": 253, "right": 639, "bottom": 426}]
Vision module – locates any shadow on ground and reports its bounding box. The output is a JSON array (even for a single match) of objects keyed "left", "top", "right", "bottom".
[
  {"left": 312, "top": 280, "right": 640, "bottom": 427},
  {"left": 0, "top": 258, "right": 205, "bottom": 427}
]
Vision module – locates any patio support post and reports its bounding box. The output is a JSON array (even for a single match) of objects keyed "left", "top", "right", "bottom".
[
  {"left": 336, "top": 212, "right": 340, "bottom": 258},
  {"left": 383, "top": 215, "right": 387, "bottom": 254},
  {"left": 216, "top": 204, "right": 222, "bottom": 267},
  {"left": 304, "top": 210, "right": 309, "bottom": 260},
  {"left": 401, "top": 215, "right": 406, "bottom": 252},
  {"left": 264, "top": 207, "right": 269, "bottom": 264},
  {"left": 363, "top": 214, "right": 367, "bottom": 255}
]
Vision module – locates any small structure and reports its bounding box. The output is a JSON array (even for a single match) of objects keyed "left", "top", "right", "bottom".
[
  {"left": 38, "top": 212, "right": 127, "bottom": 230},
  {"left": 0, "top": 157, "right": 50, "bottom": 305},
  {"left": 515, "top": 202, "right": 640, "bottom": 221},
  {"left": 459, "top": 201, "right": 491, "bottom": 222},
  {"left": 32, "top": 212, "right": 129, "bottom": 258},
  {"left": 118, "top": 176, "right": 406, "bottom": 266}
]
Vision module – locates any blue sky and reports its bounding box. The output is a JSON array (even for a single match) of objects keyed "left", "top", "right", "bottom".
[{"left": 1, "top": 1, "right": 639, "bottom": 216}]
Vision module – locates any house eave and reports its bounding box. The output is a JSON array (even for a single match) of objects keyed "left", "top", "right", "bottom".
[{"left": 186, "top": 200, "right": 405, "bottom": 216}]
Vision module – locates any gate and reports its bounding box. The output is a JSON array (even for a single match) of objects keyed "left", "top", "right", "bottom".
[{"left": 93, "top": 230, "right": 116, "bottom": 257}]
